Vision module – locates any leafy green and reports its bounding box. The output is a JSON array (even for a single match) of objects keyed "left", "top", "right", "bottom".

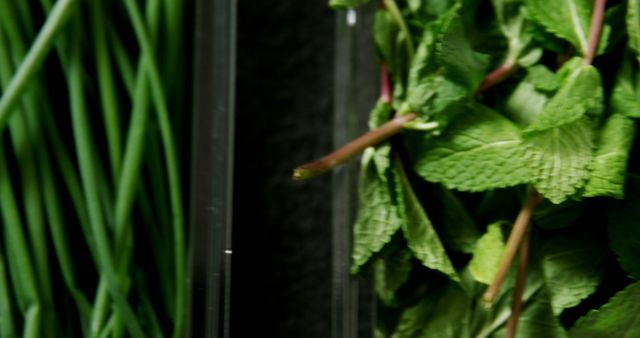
[
  {"left": 329, "top": 0, "right": 369, "bottom": 9},
  {"left": 397, "top": 161, "right": 458, "bottom": 281},
  {"left": 608, "top": 175, "right": 640, "bottom": 280},
  {"left": 504, "top": 67, "right": 552, "bottom": 126},
  {"left": 583, "top": 113, "right": 636, "bottom": 198},
  {"left": 610, "top": 56, "right": 640, "bottom": 119},
  {"left": 435, "top": 187, "right": 480, "bottom": 253},
  {"left": 541, "top": 234, "right": 605, "bottom": 314},
  {"left": 369, "top": 101, "right": 394, "bottom": 131},
  {"left": 491, "top": 0, "right": 539, "bottom": 65},
  {"left": 525, "top": 59, "right": 603, "bottom": 132},
  {"left": 527, "top": 65, "right": 558, "bottom": 92},
  {"left": 533, "top": 199, "right": 584, "bottom": 230},
  {"left": 351, "top": 148, "right": 403, "bottom": 273},
  {"left": 469, "top": 222, "right": 506, "bottom": 285},
  {"left": 373, "top": 8, "right": 413, "bottom": 104},
  {"left": 628, "top": 0, "right": 640, "bottom": 61},
  {"left": 525, "top": 117, "right": 595, "bottom": 204},
  {"left": 394, "top": 284, "right": 470, "bottom": 338},
  {"left": 374, "top": 238, "right": 413, "bottom": 306},
  {"left": 437, "top": 14, "right": 490, "bottom": 90},
  {"left": 524, "top": 0, "right": 592, "bottom": 54},
  {"left": 569, "top": 281, "right": 640, "bottom": 338},
  {"left": 490, "top": 289, "right": 568, "bottom": 338},
  {"left": 404, "top": 9, "right": 489, "bottom": 118},
  {"left": 411, "top": 104, "right": 530, "bottom": 192},
  {"left": 321, "top": 0, "right": 640, "bottom": 336}
]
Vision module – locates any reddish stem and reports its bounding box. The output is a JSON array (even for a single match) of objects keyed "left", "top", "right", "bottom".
[
  {"left": 483, "top": 191, "right": 540, "bottom": 306},
  {"left": 293, "top": 59, "right": 518, "bottom": 181},
  {"left": 505, "top": 231, "right": 532, "bottom": 338},
  {"left": 293, "top": 113, "right": 417, "bottom": 180},
  {"left": 476, "top": 62, "right": 517, "bottom": 95},
  {"left": 380, "top": 63, "right": 392, "bottom": 104},
  {"left": 584, "top": 0, "right": 607, "bottom": 65}
]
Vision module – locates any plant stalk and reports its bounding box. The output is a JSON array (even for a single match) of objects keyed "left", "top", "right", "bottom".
[
  {"left": 380, "top": 62, "right": 392, "bottom": 104},
  {"left": 293, "top": 59, "right": 517, "bottom": 180},
  {"left": 293, "top": 112, "right": 417, "bottom": 180},
  {"left": 505, "top": 230, "right": 532, "bottom": 338},
  {"left": 584, "top": 0, "right": 607, "bottom": 65},
  {"left": 483, "top": 190, "right": 540, "bottom": 306},
  {"left": 476, "top": 61, "right": 517, "bottom": 94}
]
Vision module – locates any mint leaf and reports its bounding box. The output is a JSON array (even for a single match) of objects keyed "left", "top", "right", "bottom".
[
  {"left": 351, "top": 148, "right": 403, "bottom": 273},
  {"left": 369, "top": 101, "right": 394, "bottom": 130},
  {"left": 491, "top": 289, "right": 569, "bottom": 338},
  {"left": 405, "top": 9, "right": 488, "bottom": 117},
  {"left": 405, "top": 75, "right": 468, "bottom": 119},
  {"left": 524, "top": 0, "right": 592, "bottom": 54},
  {"left": 410, "top": 104, "right": 530, "bottom": 192},
  {"left": 583, "top": 113, "right": 636, "bottom": 198},
  {"left": 608, "top": 175, "right": 640, "bottom": 280},
  {"left": 541, "top": 234, "right": 605, "bottom": 314},
  {"left": 469, "top": 222, "right": 506, "bottom": 285},
  {"left": 569, "top": 281, "right": 640, "bottom": 338},
  {"left": 628, "top": 0, "right": 640, "bottom": 61},
  {"left": 397, "top": 161, "right": 458, "bottom": 281},
  {"left": 525, "top": 117, "right": 595, "bottom": 204},
  {"left": 504, "top": 68, "right": 551, "bottom": 126},
  {"left": 373, "top": 9, "right": 411, "bottom": 104},
  {"left": 473, "top": 265, "right": 566, "bottom": 338},
  {"left": 491, "top": 0, "right": 540, "bottom": 65},
  {"left": 525, "top": 59, "right": 603, "bottom": 132},
  {"left": 374, "top": 238, "right": 413, "bottom": 306},
  {"left": 611, "top": 56, "right": 640, "bottom": 119},
  {"left": 329, "top": 0, "right": 369, "bottom": 9},
  {"left": 373, "top": 10, "right": 399, "bottom": 66},
  {"left": 435, "top": 187, "right": 480, "bottom": 253},
  {"left": 394, "top": 284, "right": 470, "bottom": 338},
  {"left": 533, "top": 199, "right": 585, "bottom": 230},
  {"left": 527, "top": 64, "right": 558, "bottom": 92},
  {"left": 437, "top": 14, "right": 490, "bottom": 90}
]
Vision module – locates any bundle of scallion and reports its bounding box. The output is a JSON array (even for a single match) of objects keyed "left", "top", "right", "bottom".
[{"left": 0, "top": 0, "right": 188, "bottom": 337}]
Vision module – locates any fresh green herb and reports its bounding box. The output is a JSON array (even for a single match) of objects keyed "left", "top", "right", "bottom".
[
  {"left": 0, "top": 0, "right": 188, "bottom": 336},
  {"left": 297, "top": 0, "right": 640, "bottom": 336}
]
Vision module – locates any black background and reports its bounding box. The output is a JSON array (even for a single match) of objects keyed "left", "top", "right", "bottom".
[{"left": 232, "top": 1, "right": 335, "bottom": 337}]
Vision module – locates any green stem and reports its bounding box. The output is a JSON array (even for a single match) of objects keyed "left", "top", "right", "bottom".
[
  {"left": 0, "top": 14, "right": 55, "bottom": 337},
  {"left": 91, "top": 0, "right": 122, "bottom": 185},
  {"left": 89, "top": 278, "right": 109, "bottom": 338},
  {"left": 0, "top": 143, "right": 40, "bottom": 314},
  {"left": 0, "top": 251, "right": 17, "bottom": 337},
  {"left": 382, "top": 0, "right": 414, "bottom": 60},
  {"left": 123, "top": 2, "right": 186, "bottom": 336},
  {"left": 0, "top": 0, "right": 75, "bottom": 131},
  {"left": 67, "top": 20, "right": 145, "bottom": 338},
  {"left": 22, "top": 305, "right": 41, "bottom": 338}
]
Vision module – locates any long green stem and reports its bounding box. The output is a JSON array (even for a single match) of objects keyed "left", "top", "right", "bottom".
[
  {"left": 0, "top": 10, "right": 55, "bottom": 337},
  {"left": 123, "top": 2, "right": 186, "bottom": 336},
  {"left": 0, "top": 0, "right": 75, "bottom": 131},
  {"left": 0, "top": 143, "right": 40, "bottom": 314},
  {"left": 91, "top": 0, "right": 122, "bottom": 185},
  {"left": 382, "top": 0, "right": 414, "bottom": 60},
  {"left": 22, "top": 305, "right": 41, "bottom": 338},
  {"left": 67, "top": 20, "right": 145, "bottom": 338},
  {"left": 0, "top": 251, "right": 17, "bottom": 337}
]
